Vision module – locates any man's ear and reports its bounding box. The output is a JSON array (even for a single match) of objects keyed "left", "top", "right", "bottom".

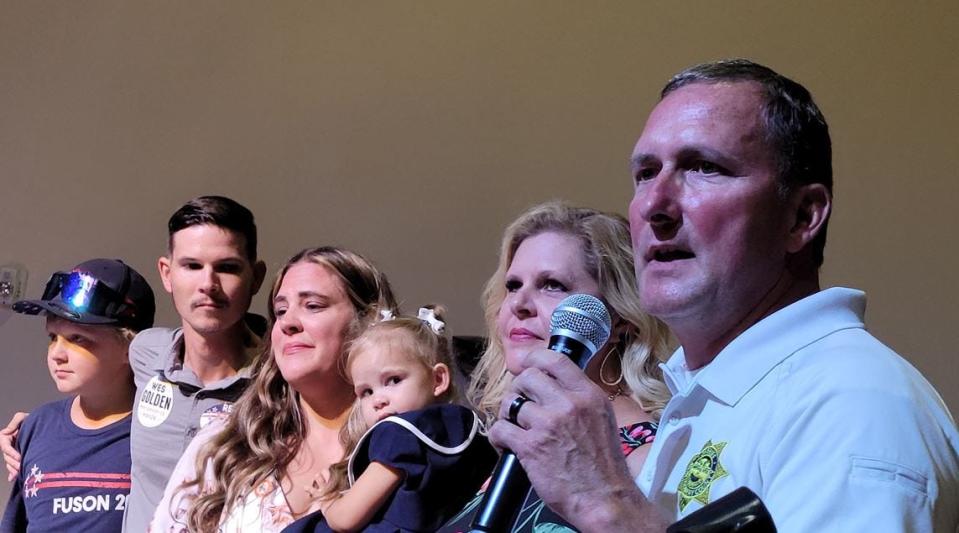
[
  {"left": 786, "top": 183, "right": 831, "bottom": 254},
  {"left": 251, "top": 260, "right": 267, "bottom": 296},
  {"left": 432, "top": 363, "right": 452, "bottom": 398},
  {"left": 157, "top": 256, "right": 173, "bottom": 294}
]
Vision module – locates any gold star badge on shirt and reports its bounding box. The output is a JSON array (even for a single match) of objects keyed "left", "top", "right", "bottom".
[{"left": 677, "top": 440, "right": 728, "bottom": 512}]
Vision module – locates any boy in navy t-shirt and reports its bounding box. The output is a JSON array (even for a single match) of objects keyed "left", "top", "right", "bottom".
[{"left": 1, "top": 259, "right": 155, "bottom": 532}]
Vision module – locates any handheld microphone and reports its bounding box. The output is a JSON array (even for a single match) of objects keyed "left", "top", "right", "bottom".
[
  {"left": 547, "top": 293, "right": 612, "bottom": 369},
  {"left": 470, "top": 294, "right": 611, "bottom": 532},
  {"left": 667, "top": 487, "right": 777, "bottom": 533}
]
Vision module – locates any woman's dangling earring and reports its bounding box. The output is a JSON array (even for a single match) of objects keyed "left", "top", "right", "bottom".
[{"left": 600, "top": 346, "right": 624, "bottom": 387}]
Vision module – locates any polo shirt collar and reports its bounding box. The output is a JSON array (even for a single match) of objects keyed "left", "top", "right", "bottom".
[
  {"left": 152, "top": 325, "right": 260, "bottom": 389},
  {"left": 151, "top": 328, "right": 185, "bottom": 374},
  {"left": 662, "top": 287, "right": 866, "bottom": 405}
]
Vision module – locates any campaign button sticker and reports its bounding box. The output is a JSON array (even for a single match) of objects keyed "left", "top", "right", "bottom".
[
  {"left": 199, "top": 402, "right": 234, "bottom": 429},
  {"left": 137, "top": 376, "right": 174, "bottom": 428}
]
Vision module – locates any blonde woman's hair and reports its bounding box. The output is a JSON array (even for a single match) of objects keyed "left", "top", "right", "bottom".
[
  {"left": 322, "top": 304, "right": 458, "bottom": 500},
  {"left": 183, "top": 246, "right": 397, "bottom": 532},
  {"left": 468, "top": 201, "right": 672, "bottom": 426}
]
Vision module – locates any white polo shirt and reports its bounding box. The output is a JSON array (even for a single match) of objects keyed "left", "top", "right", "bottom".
[{"left": 637, "top": 288, "right": 959, "bottom": 532}]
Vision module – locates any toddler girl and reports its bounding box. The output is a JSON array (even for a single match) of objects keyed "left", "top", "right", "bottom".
[{"left": 284, "top": 306, "right": 497, "bottom": 533}]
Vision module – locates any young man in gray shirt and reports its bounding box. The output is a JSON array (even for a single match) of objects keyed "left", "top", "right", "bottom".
[{"left": 124, "top": 195, "right": 266, "bottom": 531}]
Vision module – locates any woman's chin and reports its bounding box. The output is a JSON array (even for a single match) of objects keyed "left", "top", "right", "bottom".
[{"left": 504, "top": 345, "right": 540, "bottom": 375}]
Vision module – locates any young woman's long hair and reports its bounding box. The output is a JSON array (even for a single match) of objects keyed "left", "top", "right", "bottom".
[
  {"left": 183, "top": 246, "right": 397, "bottom": 532},
  {"left": 468, "top": 201, "right": 672, "bottom": 426}
]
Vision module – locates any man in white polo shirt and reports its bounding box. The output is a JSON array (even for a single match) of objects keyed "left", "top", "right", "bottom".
[{"left": 489, "top": 59, "right": 959, "bottom": 532}]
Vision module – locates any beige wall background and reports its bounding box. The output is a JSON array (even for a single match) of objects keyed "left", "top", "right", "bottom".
[{"left": 1, "top": 1, "right": 957, "bottom": 504}]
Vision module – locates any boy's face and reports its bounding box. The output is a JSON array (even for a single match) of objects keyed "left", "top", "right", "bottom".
[
  {"left": 45, "top": 317, "right": 131, "bottom": 396},
  {"left": 158, "top": 224, "right": 265, "bottom": 337}
]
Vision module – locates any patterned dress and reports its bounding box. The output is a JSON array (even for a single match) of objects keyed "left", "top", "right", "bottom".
[
  {"left": 439, "top": 421, "right": 657, "bottom": 533},
  {"left": 149, "top": 420, "right": 297, "bottom": 533}
]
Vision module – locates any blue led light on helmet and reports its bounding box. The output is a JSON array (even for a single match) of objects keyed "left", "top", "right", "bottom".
[{"left": 62, "top": 272, "right": 98, "bottom": 312}]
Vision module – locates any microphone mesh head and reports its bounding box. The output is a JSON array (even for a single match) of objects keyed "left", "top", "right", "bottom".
[{"left": 549, "top": 294, "right": 612, "bottom": 351}]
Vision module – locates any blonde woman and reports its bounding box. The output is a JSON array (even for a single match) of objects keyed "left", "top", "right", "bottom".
[
  {"left": 443, "top": 201, "right": 671, "bottom": 532},
  {"left": 151, "top": 246, "right": 397, "bottom": 532}
]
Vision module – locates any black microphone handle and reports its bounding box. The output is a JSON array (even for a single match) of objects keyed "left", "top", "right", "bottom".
[
  {"left": 547, "top": 334, "right": 592, "bottom": 369},
  {"left": 468, "top": 450, "right": 530, "bottom": 532},
  {"left": 469, "top": 335, "right": 594, "bottom": 532}
]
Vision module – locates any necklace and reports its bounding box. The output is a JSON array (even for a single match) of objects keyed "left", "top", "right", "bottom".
[
  {"left": 607, "top": 386, "right": 624, "bottom": 402},
  {"left": 292, "top": 449, "right": 329, "bottom": 501},
  {"left": 303, "top": 475, "right": 323, "bottom": 500}
]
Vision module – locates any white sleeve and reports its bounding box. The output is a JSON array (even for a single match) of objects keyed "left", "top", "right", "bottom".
[{"left": 149, "top": 421, "right": 224, "bottom": 532}]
